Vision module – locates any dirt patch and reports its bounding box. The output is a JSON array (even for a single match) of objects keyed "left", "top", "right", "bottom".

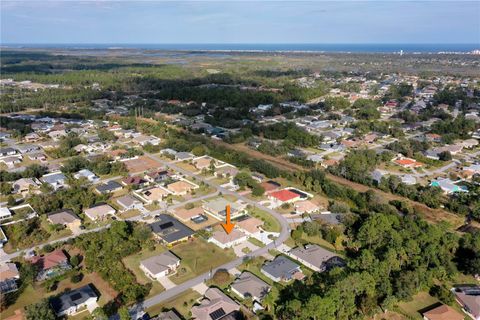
[{"left": 123, "top": 156, "right": 163, "bottom": 173}]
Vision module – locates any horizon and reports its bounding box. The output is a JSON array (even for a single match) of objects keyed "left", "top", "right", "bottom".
[{"left": 1, "top": 1, "right": 479, "bottom": 45}]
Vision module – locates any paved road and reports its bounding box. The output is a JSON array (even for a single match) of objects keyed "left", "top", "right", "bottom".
[
  {"left": 131, "top": 153, "right": 291, "bottom": 311},
  {"left": 0, "top": 224, "right": 110, "bottom": 263}
]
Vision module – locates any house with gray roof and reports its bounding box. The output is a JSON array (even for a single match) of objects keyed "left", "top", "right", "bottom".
[
  {"left": 51, "top": 284, "right": 99, "bottom": 317},
  {"left": 261, "top": 256, "right": 303, "bottom": 282},
  {"left": 140, "top": 251, "right": 181, "bottom": 280},
  {"left": 115, "top": 194, "right": 143, "bottom": 212},
  {"left": 94, "top": 180, "right": 123, "bottom": 195},
  {"left": 288, "top": 244, "right": 345, "bottom": 272},
  {"left": 230, "top": 271, "right": 271, "bottom": 302},
  {"left": 452, "top": 285, "right": 480, "bottom": 320},
  {"left": 41, "top": 171, "right": 67, "bottom": 190},
  {"left": 149, "top": 214, "right": 194, "bottom": 245},
  {"left": 175, "top": 151, "right": 194, "bottom": 161}
]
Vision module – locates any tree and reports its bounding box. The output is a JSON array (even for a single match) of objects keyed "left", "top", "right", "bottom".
[
  {"left": 25, "top": 299, "right": 56, "bottom": 320},
  {"left": 118, "top": 306, "right": 131, "bottom": 320}
]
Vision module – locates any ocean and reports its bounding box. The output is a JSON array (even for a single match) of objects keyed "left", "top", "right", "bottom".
[{"left": 2, "top": 43, "right": 479, "bottom": 53}]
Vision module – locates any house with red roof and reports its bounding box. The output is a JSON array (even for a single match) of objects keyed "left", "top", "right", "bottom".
[
  {"left": 269, "top": 189, "right": 302, "bottom": 207},
  {"left": 393, "top": 156, "right": 423, "bottom": 168},
  {"left": 30, "top": 249, "right": 71, "bottom": 281}
]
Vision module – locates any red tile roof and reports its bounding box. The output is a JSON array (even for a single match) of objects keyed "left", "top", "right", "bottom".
[
  {"left": 30, "top": 249, "right": 68, "bottom": 270},
  {"left": 269, "top": 189, "right": 300, "bottom": 202}
]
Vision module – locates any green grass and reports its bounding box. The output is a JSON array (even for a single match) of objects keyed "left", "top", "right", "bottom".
[
  {"left": 395, "top": 292, "right": 440, "bottom": 319},
  {"left": 169, "top": 238, "right": 237, "bottom": 285},
  {"left": 248, "top": 237, "right": 266, "bottom": 248},
  {"left": 122, "top": 244, "right": 166, "bottom": 297},
  {"left": 146, "top": 289, "right": 201, "bottom": 318},
  {"left": 248, "top": 207, "right": 281, "bottom": 233}
]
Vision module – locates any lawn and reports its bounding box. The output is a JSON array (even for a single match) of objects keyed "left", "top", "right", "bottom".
[
  {"left": 146, "top": 289, "right": 201, "bottom": 318},
  {"left": 238, "top": 256, "right": 275, "bottom": 286},
  {"left": 169, "top": 238, "right": 237, "bottom": 285},
  {"left": 248, "top": 237, "right": 266, "bottom": 248},
  {"left": 122, "top": 244, "right": 166, "bottom": 297},
  {"left": 2, "top": 272, "right": 117, "bottom": 319},
  {"left": 395, "top": 292, "right": 440, "bottom": 319},
  {"left": 117, "top": 209, "right": 141, "bottom": 219},
  {"left": 248, "top": 207, "right": 281, "bottom": 233}
]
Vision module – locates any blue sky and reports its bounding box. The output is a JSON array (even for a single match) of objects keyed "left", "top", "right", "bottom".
[{"left": 1, "top": 1, "right": 479, "bottom": 44}]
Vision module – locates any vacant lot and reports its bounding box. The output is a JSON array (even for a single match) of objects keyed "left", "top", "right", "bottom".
[
  {"left": 146, "top": 289, "right": 201, "bottom": 318},
  {"left": 169, "top": 238, "right": 237, "bottom": 284},
  {"left": 124, "top": 156, "right": 163, "bottom": 173}
]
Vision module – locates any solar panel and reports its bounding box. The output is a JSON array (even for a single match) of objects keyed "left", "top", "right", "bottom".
[
  {"left": 209, "top": 308, "right": 226, "bottom": 320},
  {"left": 159, "top": 222, "right": 174, "bottom": 229},
  {"left": 70, "top": 292, "right": 83, "bottom": 301}
]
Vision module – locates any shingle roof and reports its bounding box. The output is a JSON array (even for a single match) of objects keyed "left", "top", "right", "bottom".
[
  {"left": 231, "top": 272, "right": 271, "bottom": 301},
  {"left": 149, "top": 214, "right": 194, "bottom": 244}
]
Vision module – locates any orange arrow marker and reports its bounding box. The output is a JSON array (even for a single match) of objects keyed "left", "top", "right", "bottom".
[{"left": 221, "top": 204, "right": 235, "bottom": 234}]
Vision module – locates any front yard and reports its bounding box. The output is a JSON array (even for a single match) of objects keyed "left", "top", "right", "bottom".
[{"left": 169, "top": 238, "right": 237, "bottom": 284}]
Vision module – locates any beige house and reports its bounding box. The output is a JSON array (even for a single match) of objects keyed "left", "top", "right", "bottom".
[
  {"left": 140, "top": 251, "right": 181, "bottom": 280},
  {"left": 166, "top": 180, "right": 198, "bottom": 196},
  {"left": 47, "top": 210, "right": 81, "bottom": 232},
  {"left": 84, "top": 204, "right": 116, "bottom": 221}
]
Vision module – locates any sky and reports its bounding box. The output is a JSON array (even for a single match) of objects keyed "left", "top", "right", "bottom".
[{"left": 1, "top": 1, "right": 479, "bottom": 44}]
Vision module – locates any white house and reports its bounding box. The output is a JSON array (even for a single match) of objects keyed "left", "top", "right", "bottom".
[{"left": 140, "top": 251, "right": 181, "bottom": 280}]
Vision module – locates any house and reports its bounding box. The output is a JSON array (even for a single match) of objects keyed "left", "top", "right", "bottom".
[
  {"left": 288, "top": 244, "right": 345, "bottom": 272},
  {"left": 0, "top": 262, "right": 20, "bottom": 294},
  {"left": 268, "top": 189, "right": 302, "bottom": 207},
  {"left": 27, "top": 152, "right": 47, "bottom": 162},
  {"left": 294, "top": 200, "right": 320, "bottom": 214},
  {"left": 235, "top": 216, "right": 263, "bottom": 236},
  {"left": 115, "top": 194, "right": 143, "bottom": 212},
  {"left": 202, "top": 198, "right": 246, "bottom": 220},
  {"left": 430, "top": 178, "right": 468, "bottom": 194},
  {"left": 422, "top": 304, "right": 464, "bottom": 320},
  {"left": 191, "top": 287, "right": 240, "bottom": 320},
  {"left": 231, "top": 271, "right": 271, "bottom": 302},
  {"left": 166, "top": 180, "right": 198, "bottom": 196},
  {"left": 401, "top": 175, "right": 417, "bottom": 185},
  {"left": 135, "top": 186, "right": 171, "bottom": 204},
  {"left": 0, "top": 156, "right": 22, "bottom": 168},
  {"left": 372, "top": 169, "right": 388, "bottom": 184},
  {"left": 84, "top": 204, "right": 116, "bottom": 221},
  {"left": 261, "top": 256, "right": 304, "bottom": 282},
  {"left": 47, "top": 210, "right": 81, "bottom": 232},
  {"left": 74, "top": 169, "right": 99, "bottom": 183},
  {"left": 140, "top": 251, "right": 181, "bottom": 280},
  {"left": 453, "top": 286, "right": 480, "bottom": 320},
  {"left": 393, "top": 157, "right": 423, "bottom": 168},
  {"left": 214, "top": 165, "right": 239, "bottom": 178},
  {"left": 0, "top": 208, "right": 12, "bottom": 220},
  {"left": 133, "top": 134, "right": 161, "bottom": 146},
  {"left": 171, "top": 206, "right": 205, "bottom": 222},
  {"left": 121, "top": 176, "right": 148, "bottom": 188},
  {"left": 174, "top": 152, "right": 194, "bottom": 161},
  {"left": 15, "top": 144, "right": 39, "bottom": 154},
  {"left": 12, "top": 177, "right": 40, "bottom": 194},
  {"left": 149, "top": 214, "right": 195, "bottom": 245},
  {"left": 144, "top": 169, "right": 170, "bottom": 183},
  {"left": 30, "top": 249, "right": 71, "bottom": 281},
  {"left": 51, "top": 284, "right": 99, "bottom": 317},
  {"left": 0, "top": 147, "right": 16, "bottom": 157},
  {"left": 208, "top": 229, "right": 247, "bottom": 249},
  {"left": 461, "top": 139, "right": 479, "bottom": 149},
  {"left": 94, "top": 180, "right": 123, "bottom": 195},
  {"left": 24, "top": 132, "right": 41, "bottom": 142},
  {"left": 41, "top": 171, "right": 67, "bottom": 190},
  {"left": 151, "top": 310, "right": 182, "bottom": 320}
]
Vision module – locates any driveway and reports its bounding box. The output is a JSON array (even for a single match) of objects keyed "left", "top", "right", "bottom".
[
  {"left": 158, "top": 276, "right": 176, "bottom": 290},
  {"left": 233, "top": 241, "right": 259, "bottom": 257}
]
